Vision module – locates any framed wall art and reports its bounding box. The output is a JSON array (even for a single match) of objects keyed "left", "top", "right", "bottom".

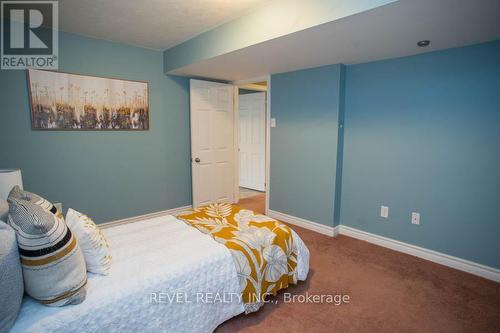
[{"left": 27, "top": 69, "right": 149, "bottom": 130}]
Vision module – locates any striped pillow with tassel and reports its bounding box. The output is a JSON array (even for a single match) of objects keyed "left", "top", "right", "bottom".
[{"left": 7, "top": 186, "right": 87, "bottom": 306}]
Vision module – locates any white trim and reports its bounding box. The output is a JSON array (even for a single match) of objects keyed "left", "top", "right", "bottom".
[
  {"left": 233, "top": 85, "right": 240, "bottom": 203},
  {"left": 265, "top": 76, "right": 271, "bottom": 215},
  {"left": 268, "top": 209, "right": 337, "bottom": 237},
  {"left": 99, "top": 205, "right": 192, "bottom": 229},
  {"left": 238, "top": 83, "right": 267, "bottom": 92},
  {"left": 339, "top": 225, "right": 500, "bottom": 283},
  {"left": 233, "top": 75, "right": 271, "bottom": 215},
  {"left": 265, "top": 209, "right": 500, "bottom": 282},
  {"left": 233, "top": 76, "right": 269, "bottom": 85}
]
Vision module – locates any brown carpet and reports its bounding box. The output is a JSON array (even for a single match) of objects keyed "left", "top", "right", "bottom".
[
  {"left": 236, "top": 193, "right": 267, "bottom": 214},
  {"left": 216, "top": 194, "right": 500, "bottom": 332}
]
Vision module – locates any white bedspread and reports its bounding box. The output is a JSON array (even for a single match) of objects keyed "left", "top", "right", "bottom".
[{"left": 11, "top": 215, "right": 309, "bottom": 333}]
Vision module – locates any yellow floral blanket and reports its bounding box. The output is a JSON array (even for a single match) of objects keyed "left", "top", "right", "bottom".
[{"left": 177, "top": 203, "right": 298, "bottom": 313}]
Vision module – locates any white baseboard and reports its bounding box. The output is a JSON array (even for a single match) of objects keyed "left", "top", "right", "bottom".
[
  {"left": 266, "top": 209, "right": 500, "bottom": 283},
  {"left": 99, "top": 205, "right": 192, "bottom": 229},
  {"left": 339, "top": 225, "right": 500, "bottom": 283},
  {"left": 268, "top": 209, "right": 338, "bottom": 237}
]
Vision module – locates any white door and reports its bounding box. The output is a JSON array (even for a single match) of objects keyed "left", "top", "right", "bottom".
[
  {"left": 190, "top": 79, "right": 235, "bottom": 208},
  {"left": 239, "top": 92, "right": 266, "bottom": 191}
]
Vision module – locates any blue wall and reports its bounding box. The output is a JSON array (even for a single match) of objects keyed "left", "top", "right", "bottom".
[
  {"left": 270, "top": 64, "right": 345, "bottom": 227},
  {"left": 0, "top": 30, "right": 192, "bottom": 223},
  {"left": 341, "top": 41, "right": 500, "bottom": 268}
]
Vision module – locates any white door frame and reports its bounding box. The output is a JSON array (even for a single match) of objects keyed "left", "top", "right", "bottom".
[{"left": 232, "top": 75, "right": 271, "bottom": 215}]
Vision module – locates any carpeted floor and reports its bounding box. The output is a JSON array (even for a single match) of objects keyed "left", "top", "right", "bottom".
[
  {"left": 236, "top": 193, "right": 267, "bottom": 213},
  {"left": 216, "top": 194, "right": 500, "bottom": 332}
]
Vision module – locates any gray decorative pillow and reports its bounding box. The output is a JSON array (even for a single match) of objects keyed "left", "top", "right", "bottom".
[
  {"left": 0, "top": 221, "right": 24, "bottom": 332},
  {"left": 7, "top": 187, "right": 87, "bottom": 306},
  {"left": 8, "top": 186, "right": 57, "bottom": 214}
]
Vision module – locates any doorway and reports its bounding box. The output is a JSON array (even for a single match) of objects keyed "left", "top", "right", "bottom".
[
  {"left": 234, "top": 78, "right": 270, "bottom": 214},
  {"left": 189, "top": 77, "right": 270, "bottom": 214}
]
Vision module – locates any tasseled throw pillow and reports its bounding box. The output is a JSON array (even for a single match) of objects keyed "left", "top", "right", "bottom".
[
  {"left": 7, "top": 186, "right": 87, "bottom": 306},
  {"left": 66, "top": 208, "right": 111, "bottom": 275}
]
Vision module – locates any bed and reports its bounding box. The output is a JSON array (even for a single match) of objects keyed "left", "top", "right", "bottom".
[{"left": 11, "top": 213, "right": 309, "bottom": 333}]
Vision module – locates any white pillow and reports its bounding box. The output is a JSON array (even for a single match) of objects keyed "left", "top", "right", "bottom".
[{"left": 66, "top": 208, "right": 111, "bottom": 275}]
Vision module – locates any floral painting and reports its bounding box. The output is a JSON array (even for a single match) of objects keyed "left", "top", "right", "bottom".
[{"left": 28, "top": 69, "right": 149, "bottom": 130}]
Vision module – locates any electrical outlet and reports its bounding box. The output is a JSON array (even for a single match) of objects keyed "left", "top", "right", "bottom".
[
  {"left": 380, "top": 206, "right": 389, "bottom": 218},
  {"left": 411, "top": 212, "right": 420, "bottom": 225}
]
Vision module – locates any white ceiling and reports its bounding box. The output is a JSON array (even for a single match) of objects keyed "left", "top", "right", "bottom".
[
  {"left": 57, "top": 0, "right": 269, "bottom": 50},
  {"left": 170, "top": 0, "right": 500, "bottom": 80}
]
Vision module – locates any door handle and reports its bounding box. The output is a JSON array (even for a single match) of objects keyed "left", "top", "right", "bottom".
[{"left": 194, "top": 157, "right": 201, "bottom": 163}]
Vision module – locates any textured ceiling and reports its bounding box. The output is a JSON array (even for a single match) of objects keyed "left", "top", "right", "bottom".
[
  {"left": 57, "top": 0, "right": 269, "bottom": 50},
  {"left": 171, "top": 0, "right": 500, "bottom": 80}
]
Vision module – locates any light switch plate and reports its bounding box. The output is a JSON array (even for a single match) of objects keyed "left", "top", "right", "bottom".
[
  {"left": 411, "top": 212, "right": 420, "bottom": 225},
  {"left": 380, "top": 206, "right": 389, "bottom": 218},
  {"left": 270, "top": 118, "right": 276, "bottom": 128}
]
